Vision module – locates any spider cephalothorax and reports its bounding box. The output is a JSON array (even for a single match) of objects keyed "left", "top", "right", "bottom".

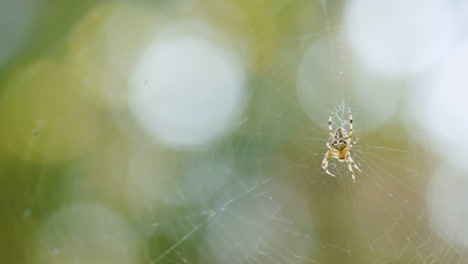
[{"left": 321, "top": 109, "right": 361, "bottom": 183}]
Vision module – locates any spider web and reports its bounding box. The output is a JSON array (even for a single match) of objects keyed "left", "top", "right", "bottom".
[{"left": 3, "top": 1, "right": 468, "bottom": 264}]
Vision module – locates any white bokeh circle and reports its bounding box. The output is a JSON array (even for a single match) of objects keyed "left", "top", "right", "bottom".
[
  {"left": 296, "top": 34, "right": 401, "bottom": 133},
  {"left": 409, "top": 44, "right": 468, "bottom": 171},
  {"left": 345, "top": 0, "right": 457, "bottom": 77},
  {"left": 129, "top": 21, "right": 247, "bottom": 149}
]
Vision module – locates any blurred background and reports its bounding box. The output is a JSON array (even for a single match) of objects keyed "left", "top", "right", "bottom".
[{"left": 1, "top": 0, "right": 468, "bottom": 263}]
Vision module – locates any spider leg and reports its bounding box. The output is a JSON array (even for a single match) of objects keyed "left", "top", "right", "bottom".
[
  {"left": 348, "top": 152, "right": 362, "bottom": 172},
  {"left": 349, "top": 138, "right": 359, "bottom": 148},
  {"left": 347, "top": 162, "right": 356, "bottom": 183},
  {"left": 353, "top": 138, "right": 359, "bottom": 145},
  {"left": 348, "top": 108, "right": 353, "bottom": 139},
  {"left": 349, "top": 155, "right": 361, "bottom": 172},
  {"left": 346, "top": 152, "right": 361, "bottom": 183},
  {"left": 329, "top": 111, "right": 334, "bottom": 138},
  {"left": 321, "top": 150, "right": 336, "bottom": 177}
]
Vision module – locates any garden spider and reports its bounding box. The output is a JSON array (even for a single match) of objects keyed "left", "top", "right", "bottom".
[{"left": 321, "top": 109, "right": 361, "bottom": 183}]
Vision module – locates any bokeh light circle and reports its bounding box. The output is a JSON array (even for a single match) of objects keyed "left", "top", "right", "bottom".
[
  {"left": 66, "top": 1, "right": 163, "bottom": 109},
  {"left": 409, "top": 44, "right": 468, "bottom": 171},
  {"left": 296, "top": 34, "right": 400, "bottom": 133},
  {"left": 129, "top": 21, "right": 247, "bottom": 149},
  {"left": 205, "top": 180, "right": 316, "bottom": 263},
  {"left": 0, "top": 59, "right": 101, "bottom": 163},
  {"left": 33, "top": 203, "right": 141, "bottom": 264},
  {"left": 345, "top": 0, "right": 457, "bottom": 77}
]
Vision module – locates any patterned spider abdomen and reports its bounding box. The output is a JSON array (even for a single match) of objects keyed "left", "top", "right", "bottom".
[{"left": 331, "top": 127, "right": 349, "bottom": 151}]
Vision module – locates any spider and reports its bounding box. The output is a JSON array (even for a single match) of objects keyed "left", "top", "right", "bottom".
[{"left": 321, "top": 109, "right": 361, "bottom": 183}]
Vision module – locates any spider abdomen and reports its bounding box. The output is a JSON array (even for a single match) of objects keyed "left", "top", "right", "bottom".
[{"left": 331, "top": 127, "right": 349, "bottom": 150}]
